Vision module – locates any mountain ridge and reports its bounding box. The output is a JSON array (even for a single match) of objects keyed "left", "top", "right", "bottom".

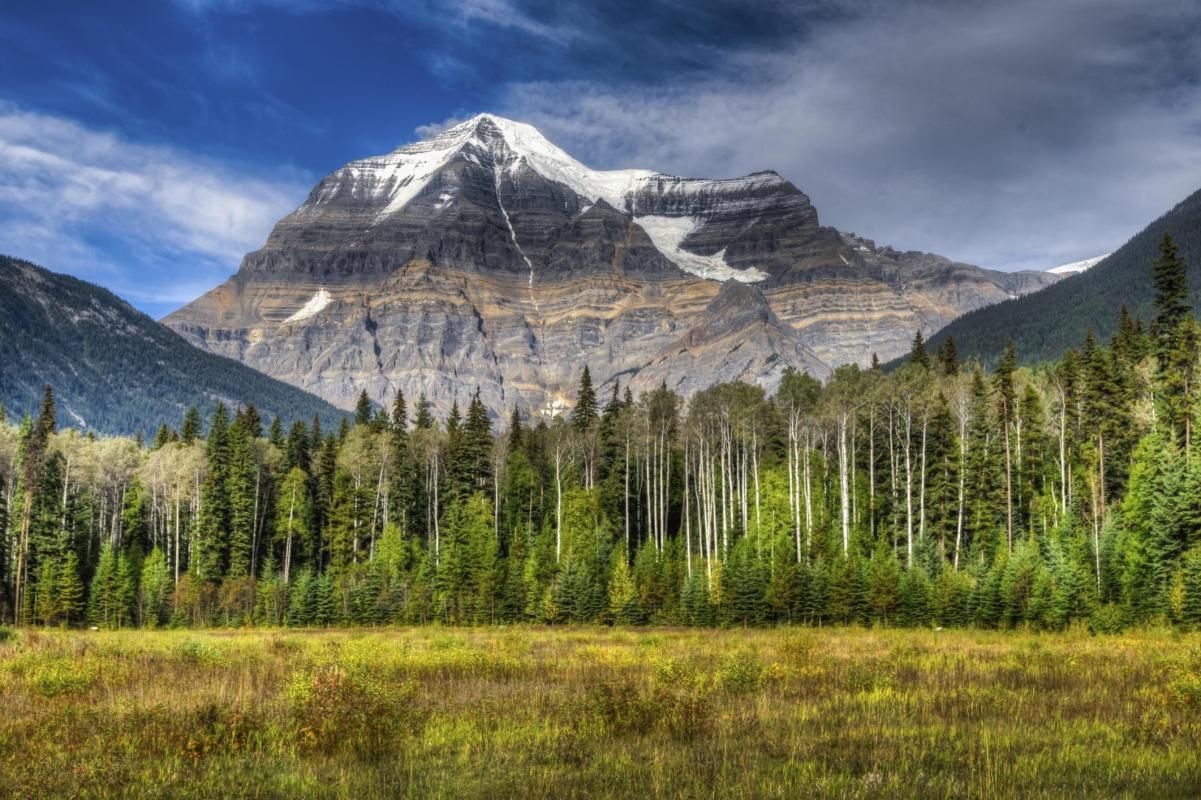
[
  {"left": 0, "top": 255, "right": 349, "bottom": 435},
  {"left": 919, "top": 187, "right": 1201, "bottom": 367}
]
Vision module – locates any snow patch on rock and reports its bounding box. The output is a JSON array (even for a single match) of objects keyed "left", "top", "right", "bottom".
[
  {"left": 285, "top": 288, "right": 332, "bottom": 323},
  {"left": 635, "top": 216, "right": 767, "bottom": 283},
  {"left": 1048, "top": 254, "right": 1109, "bottom": 275}
]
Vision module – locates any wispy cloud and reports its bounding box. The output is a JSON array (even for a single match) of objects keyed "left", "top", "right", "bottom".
[
  {"left": 0, "top": 105, "right": 309, "bottom": 313},
  {"left": 175, "top": 0, "right": 574, "bottom": 41}
]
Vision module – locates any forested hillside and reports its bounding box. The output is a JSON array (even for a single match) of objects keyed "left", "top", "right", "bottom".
[
  {"left": 3, "top": 235, "right": 1201, "bottom": 631},
  {"left": 921, "top": 187, "right": 1201, "bottom": 367},
  {"left": 0, "top": 256, "right": 348, "bottom": 435}
]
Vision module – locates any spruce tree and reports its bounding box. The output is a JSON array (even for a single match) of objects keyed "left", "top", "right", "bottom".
[
  {"left": 1180, "top": 546, "right": 1201, "bottom": 629},
  {"left": 355, "top": 390, "right": 373, "bottom": 426},
  {"left": 910, "top": 331, "right": 931, "bottom": 369},
  {"left": 1153, "top": 233, "right": 1189, "bottom": 335},
  {"left": 181, "top": 405, "right": 202, "bottom": 444},
  {"left": 1152, "top": 233, "right": 1193, "bottom": 435},
  {"left": 938, "top": 336, "right": 959, "bottom": 376},
  {"left": 33, "top": 560, "right": 57, "bottom": 627},
  {"left": 138, "top": 548, "right": 170, "bottom": 627},
  {"left": 195, "top": 404, "right": 232, "bottom": 581},
  {"left": 57, "top": 551, "right": 84, "bottom": 626},
  {"left": 571, "top": 366, "right": 599, "bottom": 430}
]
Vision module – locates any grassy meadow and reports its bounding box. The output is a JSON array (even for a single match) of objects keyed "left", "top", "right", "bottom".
[{"left": 1, "top": 625, "right": 1200, "bottom": 799}]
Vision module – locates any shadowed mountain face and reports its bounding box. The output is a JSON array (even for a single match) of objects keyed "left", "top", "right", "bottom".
[
  {"left": 165, "top": 114, "right": 1056, "bottom": 416},
  {"left": 0, "top": 256, "right": 348, "bottom": 435},
  {"left": 920, "top": 187, "right": 1201, "bottom": 368}
]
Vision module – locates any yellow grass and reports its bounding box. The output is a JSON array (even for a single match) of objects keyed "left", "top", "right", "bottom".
[{"left": 0, "top": 625, "right": 1199, "bottom": 798}]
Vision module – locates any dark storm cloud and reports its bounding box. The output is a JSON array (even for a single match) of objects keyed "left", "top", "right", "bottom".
[{"left": 493, "top": 0, "right": 1201, "bottom": 269}]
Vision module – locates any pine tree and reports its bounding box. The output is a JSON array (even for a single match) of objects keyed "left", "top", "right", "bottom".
[
  {"left": 355, "top": 390, "right": 373, "bottom": 426},
  {"left": 286, "top": 569, "right": 316, "bottom": 626},
  {"left": 1153, "top": 233, "right": 1189, "bottom": 337},
  {"left": 910, "top": 331, "right": 931, "bottom": 369},
  {"left": 1180, "top": 546, "right": 1201, "bottom": 629},
  {"left": 152, "top": 424, "right": 173, "bottom": 450},
  {"left": 33, "top": 560, "right": 57, "bottom": 627},
  {"left": 607, "top": 547, "right": 641, "bottom": 624},
  {"left": 1152, "top": 233, "right": 1193, "bottom": 435},
  {"left": 181, "top": 405, "right": 202, "bottom": 444},
  {"left": 90, "top": 543, "right": 121, "bottom": 627},
  {"left": 138, "top": 548, "right": 171, "bottom": 627},
  {"left": 864, "top": 543, "right": 901, "bottom": 624},
  {"left": 195, "top": 403, "right": 232, "bottom": 581},
  {"left": 572, "top": 366, "right": 599, "bottom": 430},
  {"left": 721, "top": 537, "right": 766, "bottom": 626},
  {"left": 937, "top": 336, "right": 959, "bottom": 376},
  {"left": 268, "top": 416, "right": 285, "bottom": 449},
  {"left": 57, "top": 551, "right": 84, "bottom": 626},
  {"left": 225, "top": 421, "right": 258, "bottom": 578}
]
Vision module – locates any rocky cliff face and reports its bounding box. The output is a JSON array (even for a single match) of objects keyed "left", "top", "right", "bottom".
[{"left": 165, "top": 114, "right": 1057, "bottom": 416}]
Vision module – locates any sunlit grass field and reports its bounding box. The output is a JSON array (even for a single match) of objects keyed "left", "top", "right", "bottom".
[{"left": 1, "top": 625, "right": 1199, "bottom": 798}]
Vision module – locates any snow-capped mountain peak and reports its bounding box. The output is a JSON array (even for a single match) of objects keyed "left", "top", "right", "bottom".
[{"left": 404, "top": 113, "right": 658, "bottom": 210}]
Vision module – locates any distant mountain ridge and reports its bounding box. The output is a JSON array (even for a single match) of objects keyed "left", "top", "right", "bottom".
[
  {"left": 0, "top": 255, "right": 348, "bottom": 435},
  {"left": 921, "top": 187, "right": 1201, "bottom": 366},
  {"left": 165, "top": 113, "right": 1058, "bottom": 416}
]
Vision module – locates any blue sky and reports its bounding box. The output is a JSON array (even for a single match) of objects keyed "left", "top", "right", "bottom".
[{"left": 3, "top": 0, "right": 1201, "bottom": 318}]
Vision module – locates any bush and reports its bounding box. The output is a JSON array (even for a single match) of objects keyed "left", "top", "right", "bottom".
[
  {"left": 717, "top": 649, "right": 766, "bottom": 694},
  {"left": 11, "top": 653, "right": 97, "bottom": 697},
  {"left": 1088, "top": 604, "right": 1131, "bottom": 635},
  {"left": 286, "top": 664, "right": 418, "bottom": 758},
  {"left": 586, "top": 658, "right": 714, "bottom": 741},
  {"left": 174, "top": 637, "right": 227, "bottom": 666}
]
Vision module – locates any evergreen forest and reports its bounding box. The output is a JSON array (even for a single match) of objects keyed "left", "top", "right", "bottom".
[{"left": 4, "top": 236, "right": 1201, "bottom": 633}]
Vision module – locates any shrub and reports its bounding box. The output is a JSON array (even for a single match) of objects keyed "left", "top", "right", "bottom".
[
  {"left": 1088, "top": 604, "right": 1131, "bottom": 635},
  {"left": 14, "top": 654, "right": 97, "bottom": 697},
  {"left": 586, "top": 658, "right": 714, "bottom": 741},
  {"left": 717, "top": 649, "right": 766, "bottom": 694},
  {"left": 174, "top": 637, "right": 227, "bottom": 666},
  {"left": 286, "top": 664, "right": 418, "bottom": 758}
]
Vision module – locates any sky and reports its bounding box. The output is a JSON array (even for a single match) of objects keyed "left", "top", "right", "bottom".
[{"left": 2, "top": 0, "right": 1201, "bottom": 318}]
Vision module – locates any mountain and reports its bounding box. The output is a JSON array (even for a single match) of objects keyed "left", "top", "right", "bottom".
[
  {"left": 0, "top": 256, "right": 348, "bottom": 435},
  {"left": 165, "top": 114, "right": 1057, "bottom": 416},
  {"left": 1047, "top": 254, "right": 1109, "bottom": 275},
  {"left": 922, "top": 187, "right": 1201, "bottom": 367}
]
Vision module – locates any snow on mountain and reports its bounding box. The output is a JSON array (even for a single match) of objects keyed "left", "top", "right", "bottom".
[
  {"left": 636, "top": 216, "right": 767, "bottom": 283},
  {"left": 309, "top": 113, "right": 790, "bottom": 284},
  {"left": 285, "top": 288, "right": 332, "bottom": 322},
  {"left": 1047, "top": 254, "right": 1109, "bottom": 275},
  {"left": 328, "top": 114, "right": 659, "bottom": 220}
]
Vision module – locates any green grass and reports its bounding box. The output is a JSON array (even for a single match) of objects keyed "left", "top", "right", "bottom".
[{"left": 1, "top": 626, "right": 1199, "bottom": 798}]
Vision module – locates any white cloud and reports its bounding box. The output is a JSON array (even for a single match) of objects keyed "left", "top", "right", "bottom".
[
  {"left": 500, "top": 0, "right": 1201, "bottom": 270},
  {"left": 413, "top": 113, "right": 473, "bottom": 140},
  {"left": 0, "top": 105, "right": 308, "bottom": 302}
]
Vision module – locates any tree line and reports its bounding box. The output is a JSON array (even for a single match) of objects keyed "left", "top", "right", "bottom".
[{"left": 3, "top": 235, "right": 1201, "bottom": 631}]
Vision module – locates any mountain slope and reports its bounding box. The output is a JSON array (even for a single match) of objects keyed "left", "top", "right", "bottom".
[
  {"left": 923, "top": 188, "right": 1201, "bottom": 366},
  {"left": 166, "top": 114, "right": 1057, "bottom": 416},
  {"left": 0, "top": 256, "right": 348, "bottom": 434}
]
